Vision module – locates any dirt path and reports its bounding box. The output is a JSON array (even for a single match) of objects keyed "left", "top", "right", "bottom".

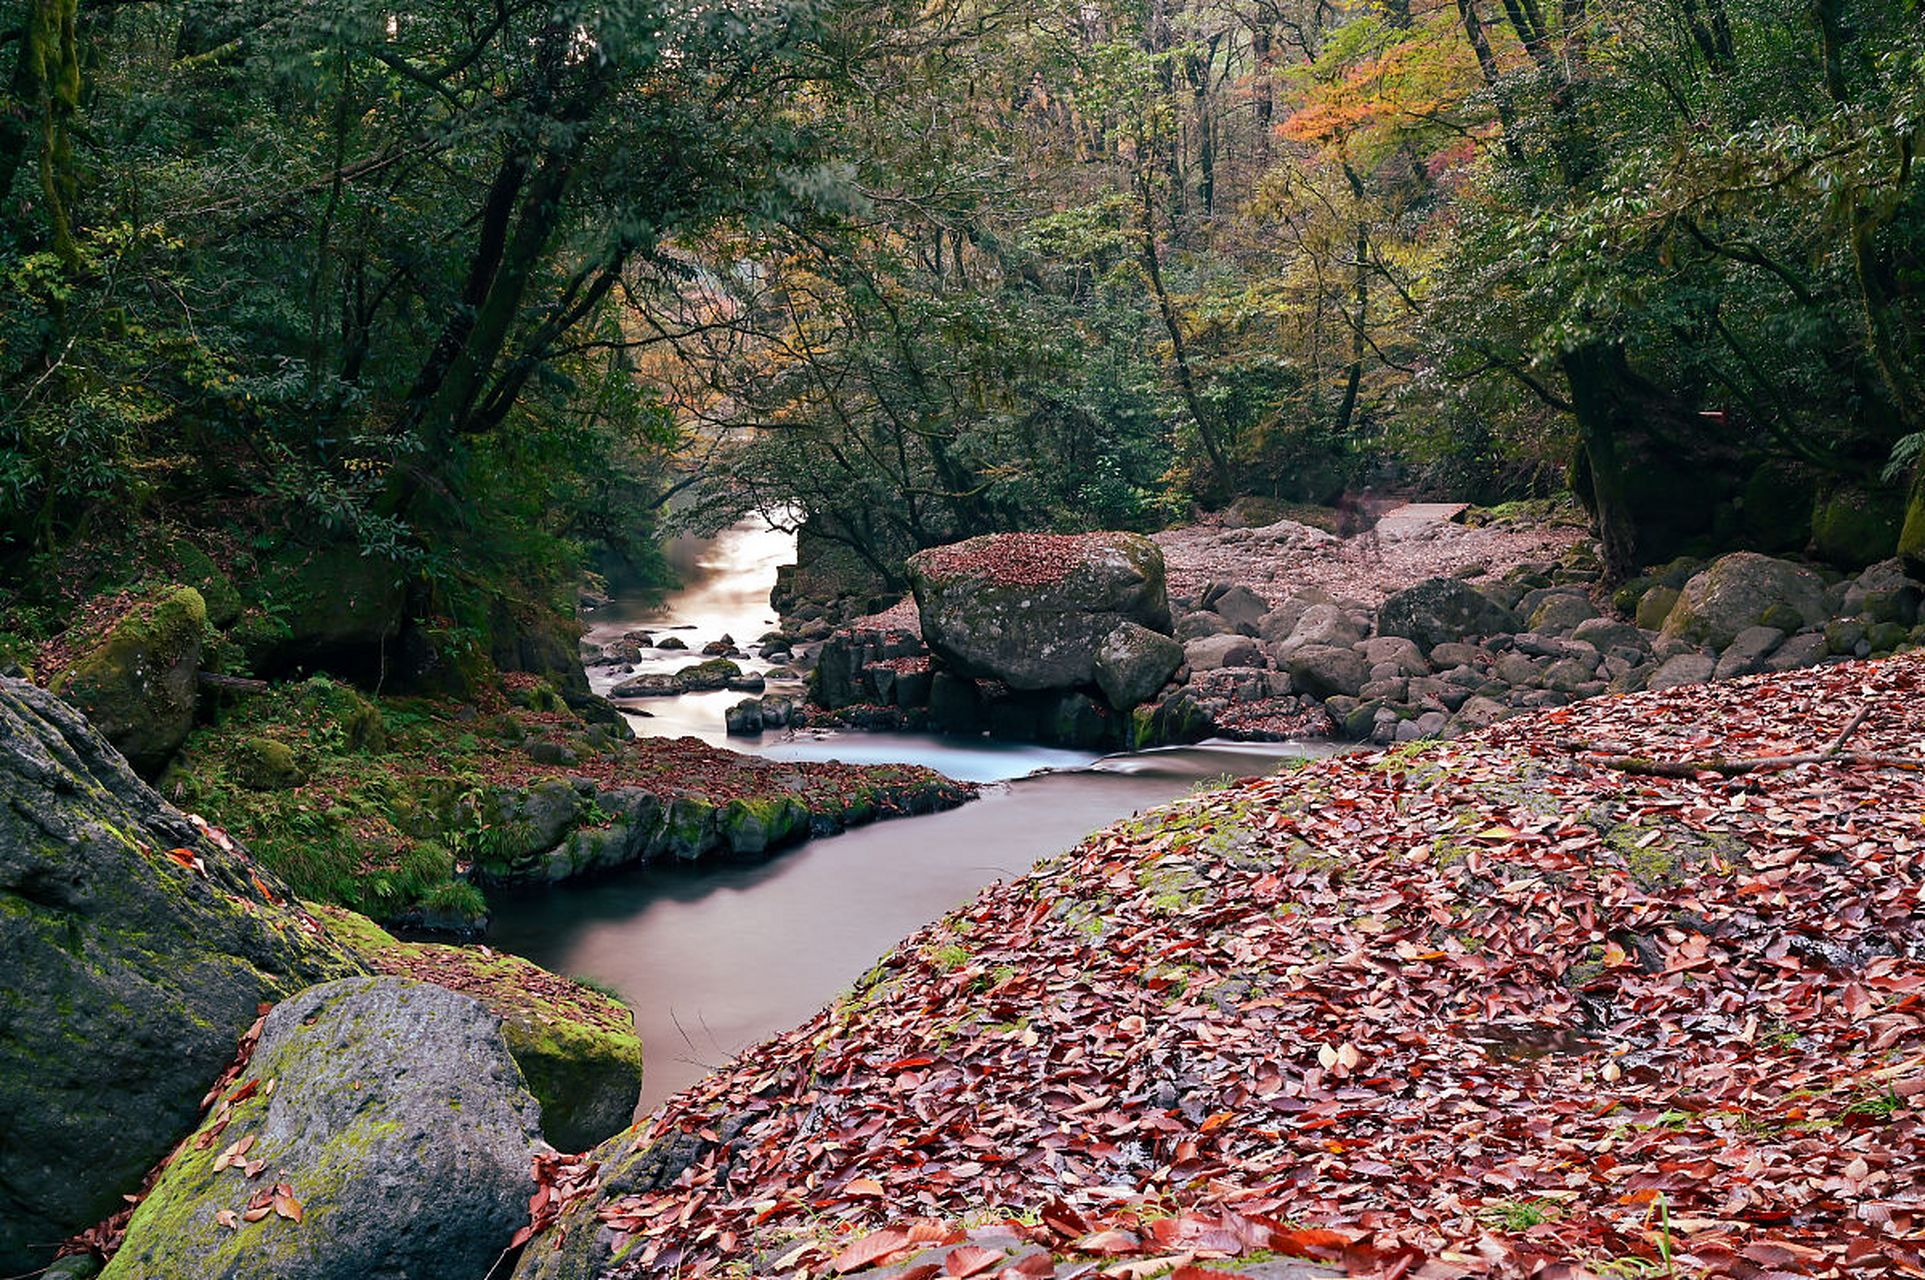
[{"left": 1153, "top": 501, "right": 1586, "bottom": 608}]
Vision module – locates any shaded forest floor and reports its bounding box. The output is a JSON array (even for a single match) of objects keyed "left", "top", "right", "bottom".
[{"left": 524, "top": 650, "right": 1925, "bottom": 1279}]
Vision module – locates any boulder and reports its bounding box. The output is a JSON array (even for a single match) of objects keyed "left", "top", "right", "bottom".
[
  {"left": 50, "top": 587, "right": 206, "bottom": 777},
  {"left": 103, "top": 978, "right": 540, "bottom": 1280},
  {"left": 608, "top": 672, "right": 682, "bottom": 697},
  {"left": 1426, "top": 642, "right": 1489, "bottom": 671},
  {"left": 1811, "top": 483, "right": 1904, "bottom": 568},
  {"left": 1376, "top": 578, "right": 1521, "bottom": 653},
  {"left": 718, "top": 796, "right": 811, "bottom": 855},
  {"left": 725, "top": 699, "right": 764, "bottom": 735},
  {"left": 675, "top": 658, "right": 742, "bottom": 691},
  {"left": 1635, "top": 585, "right": 1681, "bottom": 630},
  {"left": 0, "top": 679, "right": 363, "bottom": 1275},
  {"left": 1284, "top": 644, "right": 1370, "bottom": 699},
  {"left": 1357, "top": 636, "right": 1426, "bottom": 677},
  {"left": 1569, "top": 617, "right": 1647, "bottom": 653},
  {"left": 234, "top": 735, "right": 307, "bottom": 790},
  {"left": 1713, "top": 626, "right": 1786, "bottom": 680},
  {"left": 1842, "top": 560, "right": 1923, "bottom": 626},
  {"left": 1176, "top": 611, "right": 1236, "bottom": 641},
  {"left": 1528, "top": 592, "right": 1597, "bottom": 633},
  {"left": 1271, "top": 603, "right": 1365, "bottom": 658},
  {"left": 1661, "top": 553, "right": 1828, "bottom": 651},
  {"left": 656, "top": 635, "right": 688, "bottom": 650},
  {"left": 759, "top": 694, "right": 796, "bottom": 728},
  {"left": 1208, "top": 584, "right": 1269, "bottom": 635},
  {"left": 317, "top": 907, "right": 642, "bottom": 1154},
  {"left": 1093, "top": 622, "right": 1184, "bottom": 710},
  {"left": 1185, "top": 633, "right": 1264, "bottom": 673},
  {"left": 1648, "top": 652, "right": 1717, "bottom": 690},
  {"left": 907, "top": 532, "right": 1170, "bottom": 691}
]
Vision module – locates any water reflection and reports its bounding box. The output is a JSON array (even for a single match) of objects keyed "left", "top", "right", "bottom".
[{"left": 489, "top": 739, "right": 1337, "bottom": 1110}]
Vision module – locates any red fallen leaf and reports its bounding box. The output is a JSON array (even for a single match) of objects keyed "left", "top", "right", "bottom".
[
  {"left": 1076, "top": 1230, "right": 1142, "bottom": 1255},
  {"left": 832, "top": 1228, "right": 913, "bottom": 1274},
  {"left": 165, "top": 847, "right": 205, "bottom": 873},
  {"left": 1041, "top": 1200, "right": 1091, "bottom": 1241},
  {"left": 1002, "top": 1255, "right": 1054, "bottom": 1278},
  {"left": 250, "top": 872, "right": 281, "bottom": 905},
  {"left": 229, "top": 1079, "right": 260, "bottom": 1105},
  {"left": 1269, "top": 1228, "right": 1349, "bottom": 1261},
  {"left": 842, "top": 1176, "right": 885, "bottom": 1198},
  {"left": 896, "top": 1267, "right": 943, "bottom": 1280},
  {"left": 882, "top": 1055, "right": 938, "bottom": 1072},
  {"left": 944, "top": 1245, "right": 1007, "bottom": 1277},
  {"left": 272, "top": 1184, "right": 304, "bottom": 1223}
]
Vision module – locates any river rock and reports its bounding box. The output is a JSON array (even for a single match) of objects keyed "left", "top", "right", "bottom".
[
  {"left": 1358, "top": 636, "right": 1426, "bottom": 677},
  {"left": 1842, "top": 559, "right": 1923, "bottom": 626},
  {"left": 609, "top": 672, "right": 682, "bottom": 697},
  {"left": 1284, "top": 644, "right": 1369, "bottom": 699},
  {"left": 656, "top": 635, "right": 688, "bottom": 650},
  {"left": 1661, "top": 552, "right": 1828, "bottom": 650},
  {"left": 0, "top": 678, "right": 363, "bottom": 1276},
  {"left": 1270, "top": 603, "right": 1365, "bottom": 659},
  {"left": 1093, "top": 622, "right": 1184, "bottom": 710},
  {"left": 1207, "top": 584, "right": 1269, "bottom": 635},
  {"left": 907, "top": 532, "right": 1171, "bottom": 691},
  {"left": 726, "top": 699, "right": 764, "bottom": 735},
  {"left": 1763, "top": 632, "right": 1828, "bottom": 672},
  {"left": 48, "top": 586, "right": 206, "bottom": 777},
  {"left": 676, "top": 658, "right": 742, "bottom": 691},
  {"left": 103, "top": 978, "right": 540, "bottom": 1280},
  {"left": 759, "top": 694, "right": 796, "bottom": 727},
  {"left": 1648, "top": 652, "right": 1717, "bottom": 690},
  {"left": 1528, "top": 592, "right": 1597, "bottom": 633},
  {"left": 1185, "top": 632, "right": 1263, "bottom": 672},
  {"left": 1570, "top": 617, "right": 1646, "bottom": 652},
  {"left": 1377, "top": 578, "right": 1521, "bottom": 653},
  {"left": 1176, "top": 611, "right": 1236, "bottom": 641},
  {"left": 1713, "top": 626, "right": 1786, "bottom": 679}
]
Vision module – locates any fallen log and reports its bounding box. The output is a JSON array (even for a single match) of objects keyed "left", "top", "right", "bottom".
[
  {"left": 196, "top": 672, "right": 269, "bottom": 694},
  {"left": 1580, "top": 703, "right": 1925, "bottom": 777}
]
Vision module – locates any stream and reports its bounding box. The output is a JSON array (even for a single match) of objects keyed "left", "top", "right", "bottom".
[{"left": 490, "top": 518, "right": 1335, "bottom": 1109}]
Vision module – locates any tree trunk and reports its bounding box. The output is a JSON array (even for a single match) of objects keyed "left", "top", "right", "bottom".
[
  {"left": 1140, "top": 174, "right": 1230, "bottom": 498},
  {"left": 1561, "top": 343, "right": 1655, "bottom": 581}
]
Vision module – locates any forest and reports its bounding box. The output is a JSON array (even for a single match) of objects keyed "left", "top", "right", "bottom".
[
  {"left": 9, "top": 3, "right": 1925, "bottom": 1279},
  {"left": 2, "top": 0, "right": 1921, "bottom": 669}
]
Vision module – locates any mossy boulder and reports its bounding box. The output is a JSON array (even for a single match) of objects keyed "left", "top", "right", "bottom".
[
  {"left": 316, "top": 907, "right": 644, "bottom": 1153},
  {"left": 1810, "top": 483, "right": 1905, "bottom": 569},
  {"left": 1634, "top": 584, "right": 1681, "bottom": 630},
  {"left": 171, "top": 541, "right": 244, "bottom": 628},
  {"left": 907, "top": 531, "right": 1171, "bottom": 692},
  {"left": 102, "top": 977, "right": 540, "bottom": 1280},
  {"left": 1376, "top": 577, "right": 1521, "bottom": 652},
  {"left": 51, "top": 586, "right": 207, "bottom": 777},
  {"left": 234, "top": 736, "right": 307, "bottom": 790},
  {"left": 0, "top": 677, "right": 363, "bottom": 1277},
  {"left": 1661, "top": 552, "right": 1828, "bottom": 650},
  {"left": 674, "top": 657, "right": 743, "bottom": 691},
  {"left": 717, "top": 795, "right": 810, "bottom": 855}
]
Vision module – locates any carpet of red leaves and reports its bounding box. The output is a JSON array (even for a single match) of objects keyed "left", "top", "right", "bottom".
[
  {"left": 912, "top": 533, "right": 1124, "bottom": 589},
  {"left": 549, "top": 652, "right": 1925, "bottom": 1279}
]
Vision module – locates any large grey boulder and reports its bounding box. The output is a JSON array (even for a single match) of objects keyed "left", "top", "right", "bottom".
[
  {"left": 1842, "top": 559, "right": 1923, "bottom": 626},
  {"left": 104, "top": 977, "right": 541, "bottom": 1280},
  {"left": 907, "top": 532, "right": 1170, "bottom": 691},
  {"left": 0, "top": 678, "right": 364, "bottom": 1276},
  {"left": 1185, "top": 633, "right": 1263, "bottom": 672},
  {"left": 1357, "top": 636, "right": 1426, "bottom": 677},
  {"left": 1093, "top": 622, "right": 1184, "bottom": 710},
  {"left": 1284, "top": 644, "right": 1370, "bottom": 698},
  {"left": 1661, "top": 553, "right": 1827, "bottom": 651},
  {"left": 1377, "top": 578, "right": 1521, "bottom": 653},
  {"left": 1648, "top": 652, "right": 1717, "bottom": 690},
  {"left": 1270, "top": 603, "right": 1365, "bottom": 659}
]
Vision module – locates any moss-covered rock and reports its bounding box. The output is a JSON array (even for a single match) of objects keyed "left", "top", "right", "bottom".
[
  {"left": 316, "top": 907, "right": 644, "bottom": 1152},
  {"left": 51, "top": 586, "right": 207, "bottom": 777},
  {"left": 1660, "top": 552, "right": 1828, "bottom": 650},
  {"left": 718, "top": 794, "right": 810, "bottom": 854},
  {"left": 170, "top": 541, "right": 244, "bottom": 628},
  {"left": 1634, "top": 584, "right": 1681, "bottom": 630},
  {"left": 0, "top": 677, "right": 364, "bottom": 1277},
  {"left": 102, "top": 977, "right": 540, "bottom": 1280},
  {"left": 234, "top": 735, "right": 306, "bottom": 790},
  {"left": 1811, "top": 483, "right": 1905, "bottom": 569}
]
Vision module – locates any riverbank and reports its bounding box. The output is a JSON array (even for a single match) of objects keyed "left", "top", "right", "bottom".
[{"left": 516, "top": 649, "right": 1925, "bottom": 1279}]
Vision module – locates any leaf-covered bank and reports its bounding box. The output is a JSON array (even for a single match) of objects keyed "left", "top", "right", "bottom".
[{"left": 517, "top": 653, "right": 1925, "bottom": 1278}]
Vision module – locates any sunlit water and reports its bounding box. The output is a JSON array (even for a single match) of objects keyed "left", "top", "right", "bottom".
[{"left": 497, "top": 517, "right": 1337, "bottom": 1109}]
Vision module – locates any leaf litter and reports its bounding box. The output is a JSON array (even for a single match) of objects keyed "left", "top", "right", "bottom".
[{"left": 530, "top": 658, "right": 1925, "bottom": 1274}]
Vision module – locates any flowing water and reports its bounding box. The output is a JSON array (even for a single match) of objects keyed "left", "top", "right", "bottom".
[{"left": 493, "top": 518, "right": 1335, "bottom": 1108}]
